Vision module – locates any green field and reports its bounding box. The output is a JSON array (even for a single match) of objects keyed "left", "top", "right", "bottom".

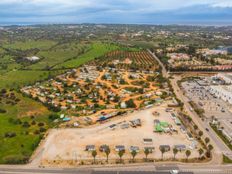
[
  {"left": 54, "top": 42, "right": 119, "bottom": 69},
  {"left": 4, "top": 40, "right": 57, "bottom": 50},
  {"left": 28, "top": 42, "right": 89, "bottom": 70},
  {"left": 0, "top": 70, "right": 66, "bottom": 89},
  {"left": 0, "top": 91, "right": 54, "bottom": 164},
  {"left": 0, "top": 48, "right": 5, "bottom": 54}
]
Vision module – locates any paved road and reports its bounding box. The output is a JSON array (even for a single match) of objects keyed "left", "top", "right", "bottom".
[
  {"left": 147, "top": 50, "right": 169, "bottom": 78},
  {"left": 148, "top": 50, "right": 232, "bottom": 162},
  {"left": 1, "top": 163, "right": 232, "bottom": 174},
  {"left": 1, "top": 50, "right": 231, "bottom": 174}
]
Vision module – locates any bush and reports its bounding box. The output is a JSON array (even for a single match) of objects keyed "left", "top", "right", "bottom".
[
  {"left": 39, "top": 127, "right": 46, "bottom": 133},
  {"left": 22, "top": 121, "right": 30, "bottom": 128},
  {"left": 4, "top": 132, "right": 16, "bottom": 138},
  {"left": 38, "top": 122, "right": 45, "bottom": 127},
  {"left": 31, "top": 120, "right": 36, "bottom": 125},
  {"left": 34, "top": 130, "right": 40, "bottom": 135},
  {"left": 125, "top": 99, "right": 136, "bottom": 108},
  {"left": 48, "top": 114, "right": 59, "bottom": 121},
  {"left": 3, "top": 155, "right": 29, "bottom": 164},
  {"left": 0, "top": 108, "right": 6, "bottom": 113}
]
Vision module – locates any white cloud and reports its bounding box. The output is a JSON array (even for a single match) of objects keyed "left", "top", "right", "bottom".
[
  {"left": 0, "top": 0, "right": 231, "bottom": 24},
  {"left": 211, "top": 1, "right": 232, "bottom": 7}
]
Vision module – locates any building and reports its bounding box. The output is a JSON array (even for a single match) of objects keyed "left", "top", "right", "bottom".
[
  {"left": 208, "top": 85, "right": 232, "bottom": 104},
  {"left": 214, "top": 73, "right": 232, "bottom": 84},
  {"left": 25, "top": 56, "right": 40, "bottom": 61}
]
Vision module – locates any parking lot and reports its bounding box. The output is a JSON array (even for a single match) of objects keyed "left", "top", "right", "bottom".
[
  {"left": 39, "top": 103, "right": 199, "bottom": 166},
  {"left": 182, "top": 80, "right": 232, "bottom": 137}
]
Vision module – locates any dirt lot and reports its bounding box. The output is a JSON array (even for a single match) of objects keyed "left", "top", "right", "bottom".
[{"left": 39, "top": 103, "right": 199, "bottom": 166}]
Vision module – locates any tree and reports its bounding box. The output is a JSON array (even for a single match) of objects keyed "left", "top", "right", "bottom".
[
  {"left": 131, "top": 150, "right": 137, "bottom": 162},
  {"left": 144, "top": 148, "right": 150, "bottom": 161},
  {"left": 92, "top": 150, "right": 97, "bottom": 164},
  {"left": 208, "top": 144, "right": 214, "bottom": 152},
  {"left": 118, "top": 150, "right": 125, "bottom": 163},
  {"left": 125, "top": 99, "right": 136, "bottom": 108},
  {"left": 105, "top": 147, "right": 111, "bottom": 163},
  {"left": 185, "top": 150, "right": 191, "bottom": 161},
  {"left": 205, "top": 137, "right": 210, "bottom": 145},
  {"left": 173, "top": 148, "right": 178, "bottom": 160},
  {"left": 193, "top": 125, "right": 198, "bottom": 130},
  {"left": 160, "top": 147, "right": 166, "bottom": 160},
  {"left": 198, "top": 148, "right": 204, "bottom": 159},
  {"left": 198, "top": 131, "right": 203, "bottom": 137}
]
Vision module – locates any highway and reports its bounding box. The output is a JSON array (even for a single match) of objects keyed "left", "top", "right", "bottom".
[
  {"left": 1, "top": 163, "right": 232, "bottom": 174},
  {"left": 148, "top": 50, "right": 232, "bottom": 162}
]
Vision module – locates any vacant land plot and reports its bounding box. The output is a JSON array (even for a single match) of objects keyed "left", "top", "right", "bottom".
[
  {"left": 0, "top": 90, "right": 54, "bottom": 164},
  {"left": 0, "top": 70, "right": 65, "bottom": 89},
  {"left": 40, "top": 103, "right": 199, "bottom": 166}
]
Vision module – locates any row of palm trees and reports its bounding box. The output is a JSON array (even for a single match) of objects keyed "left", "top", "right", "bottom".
[{"left": 88, "top": 146, "right": 208, "bottom": 164}]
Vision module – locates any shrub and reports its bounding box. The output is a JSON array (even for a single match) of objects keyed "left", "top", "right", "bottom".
[
  {"left": 39, "top": 127, "right": 46, "bottom": 133},
  {"left": 22, "top": 121, "right": 30, "bottom": 128},
  {"left": 125, "top": 99, "right": 136, "bottom": 108},
  {"left": 31, "top": 120, "right": 36, "bottom": 125},
  {"left": 48, "top": 114, "right": 59, "bottom": 121},
  {"left": 0, "top": 108, "right": 6, "bottom": 113},
  {"left": 4, "top": 132, "right": 16, "bottom": 138},
  {"left": 38, "top": 122, "right": 45, "bottom": 127},
  {"left": 3, "top": 155, "right": 29, "bottom": 164}
]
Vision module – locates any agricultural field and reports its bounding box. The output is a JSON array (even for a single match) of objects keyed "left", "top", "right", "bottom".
[
  {"left": 91, "top": 50, "right": 159, "bottom": 71},
  {"left": 28, "top": 42, "right": 89, "bottom": 70},
  {"left": 54, "top": 42, "right": 120, "bottom": 69},
  {"left": 3, "top": 40, "right": 57, "bottom": 51},
  {"left": 0, "top": 70, "right": 65, "bottom": 89},
  {"left": 0, "top": 42, "right": 119, "bottom": 88}
]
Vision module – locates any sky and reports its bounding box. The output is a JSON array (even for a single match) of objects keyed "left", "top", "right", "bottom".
[{"left": 0, "top": 0, "right": 232, "bottom": 25}]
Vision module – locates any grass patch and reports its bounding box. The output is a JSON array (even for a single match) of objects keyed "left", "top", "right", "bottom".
[
  {"left": 0, "top": 70, "right": 65, "bottom": 89},
  {"left": 210, "top": 124, "right": 232, "bottom": 151},
  {"left": 54, "top": 42, "right": 119, "bottom": 69},
  {"left": 0, "top": 91, "right": 55, "bottom": 164},
  {"left": 4, "top": 40, "right": 56, "bottom": 50},
  {"left": 28, "top": 42, "right": 89, "bottom": 70},
  {"left": 223, "top": 155, "right": 232, "bottom": 164}
]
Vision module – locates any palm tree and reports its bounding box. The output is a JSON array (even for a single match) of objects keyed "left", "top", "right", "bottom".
[
  {"left": 144, "top": 148, "right": 150, "bottom": 161},
  {"left": 173, "top": 148, "right": 178, "bottom": 160},
  {"left": 205, "top": 137, "right": 210, "bottom": 145},
  {"left": 211, "top": 115, "right": 215, "bottom": 122},
  {"left": 217, "top": 121, "right": 221, "bottom": 129},
  {"left": 208, "top": 144, "right": 214, "bottom": 152},
  {"left": 105, "top": 147, "right": 111, "bottom": 163},
  {"left": 185, "top": 150, "right": 191, "bottom": 161},
  {"left": 92, "top": 150, "right": 97, "bottom": 164},
  {"left": 118, "top": 150, "right": 125, "bottom": 163},
  {"left": 131, "top": 150, "right": 137, "bottom": 162},
  {"left": 198, "top": 148, "right": 204, "bottom": 159},
  {"left": 160, "top": 147, "right": 166, "bottom": 160}
]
